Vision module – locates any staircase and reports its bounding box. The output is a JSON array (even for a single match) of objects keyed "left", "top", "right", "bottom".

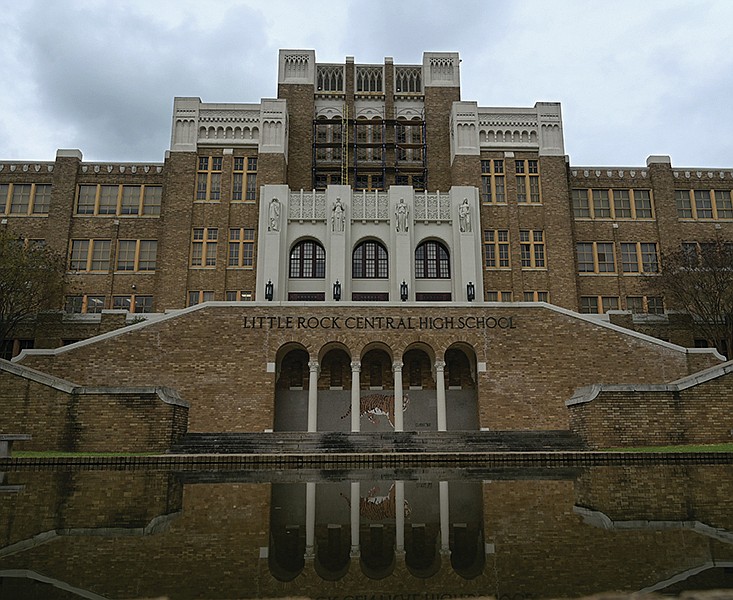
[{"left": 170, "top": 430, "right": 585, "bottom": 454}]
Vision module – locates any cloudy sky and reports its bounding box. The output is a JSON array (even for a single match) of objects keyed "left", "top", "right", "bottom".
[{"left": 1, "top": 0, "right": 731, "bottom": 167}]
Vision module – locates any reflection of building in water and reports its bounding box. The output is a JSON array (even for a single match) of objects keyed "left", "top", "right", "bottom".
[{"left": 268, "top": 480, "right": 485, "bottom": 581}]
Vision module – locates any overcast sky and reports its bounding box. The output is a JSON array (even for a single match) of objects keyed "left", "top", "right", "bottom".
[{"left": 1, "top": 0, "right": 732, "bottom": 167}]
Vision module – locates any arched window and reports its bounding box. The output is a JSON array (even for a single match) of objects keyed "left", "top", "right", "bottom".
[
  {"left": 289, "top": 240, "right": 325, "bottom": 278},
  {"left": 415, "top": 240, "right": 450, "bottom": 279},
  {"left": 353, "top": 240, "right": 388, "bottom": 278}
]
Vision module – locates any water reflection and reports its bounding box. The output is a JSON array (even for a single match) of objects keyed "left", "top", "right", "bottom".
[{"left": 1, "top": 465, "right": 733, "bottom": 599}]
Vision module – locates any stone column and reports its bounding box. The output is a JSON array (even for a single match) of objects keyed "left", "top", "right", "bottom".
[
  {"left": 439, "top": 480, "right": 450, "bottom": 554},
  {"left": 308, "top": 360, "right": 319, "bottom": 433},
  {"left": 395, "top": 480, "right": 405, "bottom": 554},
  {"left": 350, "top": 481, "right": 360, "bottom": 556},
  {"left": 350, "top": 361, "right": 361, "bottom": 432},
  {"left": 393, "top": 360, "right": 404, "bottom": 432},
  {"left": 305, "top": 481, "right": 316, "bottom": 559},
  {"left": 435, "top": 360, "right": 447, "bottom": 431}
]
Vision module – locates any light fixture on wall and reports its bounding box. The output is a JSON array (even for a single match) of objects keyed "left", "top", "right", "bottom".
[
  {"left": 467, "top": 281, "right": 475, "bottom": 302},
  {"left": 333, "top": 280, "right": 341, "bottom": 301},
  {"left": 400, "top": 280, "right": 408, "bottom": 302},
  {"left": 265, "top": 279, "right": 274, "bottom": 301}
]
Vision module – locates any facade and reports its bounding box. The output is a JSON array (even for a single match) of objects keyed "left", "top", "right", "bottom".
[{"left": 1, "top": 49, "right": 732, "bottom": 443}]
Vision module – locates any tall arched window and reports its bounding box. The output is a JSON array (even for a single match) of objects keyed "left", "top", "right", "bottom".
[
  {"left": 353, "top": 240, "right": 388, "bottom": 278},
  {"left": 289, "top": 240, "right": 325, "bottom": 278},
  {"left": 415, "top": 240, "right": 450, "bottom": 278}
]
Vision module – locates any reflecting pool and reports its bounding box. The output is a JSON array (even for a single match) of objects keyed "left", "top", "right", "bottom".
[{"left": 1, "top": 464, "right": 733, "bottom": 599}]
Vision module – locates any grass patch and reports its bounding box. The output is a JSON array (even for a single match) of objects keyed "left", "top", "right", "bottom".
[
  {"left": 606, "top": 443, "right": 733, "bottom": 453},
  {"left": 12, "top": 451, "right": 161, "bottom": 458}
]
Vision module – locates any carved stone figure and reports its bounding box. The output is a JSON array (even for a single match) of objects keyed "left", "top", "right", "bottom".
[
  {"left": 395, "top": 198, "right": 409, "bottom": 233},
  {"left": 458, "top": 197, "right": 471, "bottom": 232},
  {"left": 268, "top": 198, "right": 281, "bottom": 232},
  {"left": 332, "top": 197, "right": 345, "bottom": 233}
]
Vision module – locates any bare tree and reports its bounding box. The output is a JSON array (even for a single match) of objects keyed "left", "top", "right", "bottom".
[
  {"left": 646, "top": 237, "right": 733, "bottom": 358},
  {"left": 0, "top": 230, "right": 66, "bottom": 346}
]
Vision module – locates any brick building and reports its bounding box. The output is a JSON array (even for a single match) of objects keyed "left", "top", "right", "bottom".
[{"left": 1, "top": 50, "right": 732, "bottom": 442}]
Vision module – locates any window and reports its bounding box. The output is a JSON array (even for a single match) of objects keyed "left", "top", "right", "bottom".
[
  {"left": 116, "top": 240, "right": 157, "bottom": 272},
  {"left": 112, "top": 295, "right": 153, "bottom": 313},
  {"left": 232, "top": 156, "right": 258, "bottom": 201},
  {"left": 395, "top": 119, "right": 424, "bottom": 162},
  {"left": 69, "top": 239, "right": 110, "bottom": 272},
  {"left": 676, "top": 189, "right": 733, "bottom": 220},
  {"left": 1, "top": 183, "right": 52, "bottom": 215},
  {"left": 481, "top": 159, "right": 505, "bottom": 203},
  {"left": 580, "top": 296, "right": 619, "bottom": 314},
  {"left": 353, "top": 240, "right": 388, "bottom": 278},
  {"left": 620, "top": 242, "right": 658, "bottom": 274},
  {"left": 356, "top": 66, "right": 383, "bottom": 93},
  {"left": 520, "top": 230, "right": 545, "bottom": 268},
  {"left": 317, "top": 65, "right": 344, "bottom": 92},
  {"left": 188, "top": 291, "right": 215, "bottom": 306},
  {"left": 483, "top": 230, "right": 510, "bottom": 268},
  {"left": 226, "top": 291, "right": 254, "bottom": 301},
  {"left": 515, "top": 159, "right": 540, "bottom": 203},
  {"left": 191, "top": 228, "right": 218, "bottom": 267},
  {"left": 577, "top": 242, "right": 616, "bottom": 273},
  {"left": 355, "top": 119, "right": 383, "bottom": 162},
  {"left": 523, "top": 291, "right": 549, "bottom": 302},
  {"left": 0, "top": 338, "right": 34, "bottom": 360},
  {"left": 486, "top": 291, "right": 513, "bottom": 302},
  {"left": 196, "top": 156, "right": 222, "bottom": 201},
  {"left": 395, "top": 66, "right": 422, "bottom": 93},
  {"left": 314, "top": 121, "right": 343, "bottom": 163},
  {"left": 289, "top": 240, "right": 326, "bottom": 278},
  {"left": 354, "top": 174, "right": 384, "bottom": 191},
  {"left": 415, "top": 240, "right": 450, "bottom": 279},
  {"left": 626, "top": 296, "right": 664, "bottom": 314},
  {"left": 64, "top": 294, "right": 105, "bottom": 314},
  {"left": 75, "top": 184, "right": 161, "bottom": 216},
  {"left": 573, "top": 189, "right": 654, "bottom": 219},
  {"left": 228, "top": 228, "right": 255, "bottom": 268}
]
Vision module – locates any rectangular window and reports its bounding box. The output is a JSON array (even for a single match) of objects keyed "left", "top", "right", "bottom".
[
  {"left": 694, "top": 190, "right": 713, "bottom": 219},
  {"left": 581, "top": 296, "right": 619, "bottom": 314},
  {"left": 196, "top": 156, "right": 222, "bottom": 201},
  {"left": 232, "top": 156, "right": 256, "bottom": 201},
  {"left": 120, "top": 186, "right": 140, "bottom": 215},
  {"left": 226, "top": 291, "right": 254, "bottom": 301},
  {"left": 577, "top": 242, "right": 616, "bottom": 273},
  {"left": 481, "top": 159, "right": 505, "bottom": 203},
  {"left": 142, "top": 186, "right": 162, "bottom": 215},
  {"left": 613, "top": 189, "right": 632, "bottom": 218},
  {"left": 515, "top": 159, "right": 541, "bottom": 203},
  {"left": 77, "top": 185, "right": 97, "bottom": 214},
  {"left": 627, "top": 295, "right": 664, "bottom": 314},
  {"left": 572, "top": 189, "right": 590, "bottom": 218},
  {"left": 115, "top": 240, "right": 157, "bottom": 272},
  {"left": 9, "top": 184, "right": 31, "bottom": 214},
  {"left": 228, "top": 228, "right": 255, "bottom": 267},
  {"left": 31, "top": 184, "right": 51, "bottom": 213},
  {"left": 633, "top": 189, "right": 653, "bottom": 218},
  {"left": 69, "top": 239, "right": 110, "bottom": 272},
  {"left": 520, "top": 230, "right": 545, "bottom": 268},
  {"left": 98, "top": 185, "right": 118, "bottom": 214},
  {"left": 715, "top": 190, "right": 733, "bottom": 219},
  {"left": 523, "top": 291, "right": 548, "bottom": 302},
  {"left": 483, "top": 229, "right": 510, "bottom": 268},
  {"left": 676, "top": 190, "right": 693, "bottom": 218},
  {"left": 246, "top": 157, "right": 258, "bottom": 201},
  {"left": 188, "top": 290, "right": 215, "bottom": 306},
  {"left": 191, "top": 228, "right": 218, "bottom": 267},
  {"left": 64, "top": 294, "right": 105, "bottom": 314},
  {"left": 592, "top": 190, "right": 611, "bottom": 218}
]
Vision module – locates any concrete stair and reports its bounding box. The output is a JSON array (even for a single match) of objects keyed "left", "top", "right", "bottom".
[{"left": 169, "top": 430, "right": 586, "bottom": 454}]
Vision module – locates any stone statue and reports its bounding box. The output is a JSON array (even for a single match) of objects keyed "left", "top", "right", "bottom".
[
  {"left": 332, "top": 197, "right": 345, "bottom": 233},
  {"left": 268, "top": 198, "right": 281, "bottom": 232},
  {"left": 458, "top": 197, "right": 471, "bottom": 232},
  {"left": 395, "top": 198, "right": 409, "bottom": 233}
]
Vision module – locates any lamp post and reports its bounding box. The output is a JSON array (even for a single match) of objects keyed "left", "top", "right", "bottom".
[
  {"left": 467, "top": 281, "right": 475, "bottom": 302},
  {"left": 400, "top": 280, "right": 408, "bottom": 302},
  {"left": 265, "top": 279, "right": 274, "bottom": 301},
  {"left": 333, "top": 280, "right": 341, "bottom": 301}
]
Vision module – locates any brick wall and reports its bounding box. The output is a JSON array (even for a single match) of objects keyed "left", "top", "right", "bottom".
[
  {"left": 14, "top": 303, "right": 718, "bottom": 433},
  {"left": 568, "top": 362, "right": 733, "bottom": 448},
  {"left": 0, "top": 360, "right": 187, "bottom": 452}
]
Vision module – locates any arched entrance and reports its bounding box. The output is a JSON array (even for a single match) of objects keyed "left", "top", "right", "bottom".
[
  {"left": 445, "top": 344, "right": 479, "bottom": 430},
  {"left": 401, "top": 345, "right": 436, "bottom": 431},
  {"left": 273, "top": 343, "right": 310, "bottom": 431}
]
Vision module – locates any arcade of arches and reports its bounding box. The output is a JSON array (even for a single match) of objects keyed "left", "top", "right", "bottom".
[{"left": 274, "top": 342, "right": 478, "bottom": 432}]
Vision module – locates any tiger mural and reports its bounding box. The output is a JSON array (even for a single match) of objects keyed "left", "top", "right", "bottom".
[
  {"left": 341, "top": 484, "right": 411, "bottom": 521},
  {"left": 340, "top": 393, "right": 409, "bottom": 428}
]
